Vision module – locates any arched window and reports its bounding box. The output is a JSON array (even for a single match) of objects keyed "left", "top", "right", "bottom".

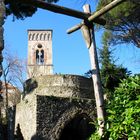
[
  {"left": 36, "top": 45, "right": 44, "bottom": 65},
  {"left": 36, "top": 50, "right": 39, "bottom": 64},
  {"left": 40, "top": 50, "right": 44, "bottom": 64}
]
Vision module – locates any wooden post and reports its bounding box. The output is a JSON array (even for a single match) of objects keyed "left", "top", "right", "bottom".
[{"left": 81, "top": 4, "right": 104, "bottom": 136}]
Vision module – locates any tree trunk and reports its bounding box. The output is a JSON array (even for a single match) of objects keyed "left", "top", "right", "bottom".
[
  {"left": 81, "top": 4, "right": 105, "bottom": 137},
  {"left": 0, "top": 0, "right": 5, "bottom": 89},
  {"left": 0, "top": 1, "right": 6, "bottom": 140}
]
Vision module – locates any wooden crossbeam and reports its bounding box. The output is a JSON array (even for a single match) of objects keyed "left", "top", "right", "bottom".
[
  {"left": 67, "top": 0, "right": 127, "bottom": 34},
  {"left": 18, "top": 0, "right": 106, "bottom": 25}
]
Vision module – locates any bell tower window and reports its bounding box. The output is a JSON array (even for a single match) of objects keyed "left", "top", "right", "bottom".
[
  {"left": 41, "top": 50, "right": 44, "bottom": 63},
  {"left": 36, "top": 44, "right": 44, "bottom": 65},
  {"left": 36, "top": 50, "right": 39, "bottom": 64}
]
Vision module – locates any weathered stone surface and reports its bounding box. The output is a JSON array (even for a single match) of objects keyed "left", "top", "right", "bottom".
[
  {"left": 15, "top": 94, "right": 37, "bottom": 140},
  {"left": 36, "top": 96, "right": 96, "bottom": 140},
  {"left": 15, "top": 75, "right": 95, "bottom": 140},
  {"left": 24, "top": 74, "right": 94, "bottom": 99}
]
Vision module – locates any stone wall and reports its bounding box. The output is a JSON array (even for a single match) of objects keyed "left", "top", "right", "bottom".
[
  {"left": 24, "top": 74, "right": 94, "bottom": 99},
  {"left": 15, "top": 94, "right": 37, "bottom": 140},
  {"left": 15, "top": 75, "right": 95, "bottom": 140},
  {"left": 36, "top": 95, "right": 96, "bottom": 140}
]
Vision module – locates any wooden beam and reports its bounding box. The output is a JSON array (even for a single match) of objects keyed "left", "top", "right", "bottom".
[
  {"left": 67, "top": 0, "right": 127, "bottom": 34},
  {"left": 18, "top": 0, "right": 106, "bottom": 25}
]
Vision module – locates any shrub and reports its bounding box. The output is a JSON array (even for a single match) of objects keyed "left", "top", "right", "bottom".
[
  {"left": 90, "top": 75, "right": 140, "bottom": 140},
  {"left": 106, "top": 75, "right": 140, "bottom": 140}
]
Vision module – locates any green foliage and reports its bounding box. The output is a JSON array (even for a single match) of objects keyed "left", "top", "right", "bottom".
[
  {"left": 89, "top": 131, "right": 101, "bottom": 140},
  {"left": 100, "top": 63, "right": 130, "bottom": 92},
  {"left": 99, "top": 32, "right": 131, "bottom": 93},
  {"left": 106, "top": 76, "right": 140, "bottom": 140},
  {"left": 5, "top": 0, "right": 59, "bottom": 20},
  {"left": 89, "top": 76, "right": 140, "bottom": 140},
  {"left": 88, "top": 121, "right": 101, "bottom": 140},
  {"left": 97, "top": 0, "right": 140, "bottom": 48}
]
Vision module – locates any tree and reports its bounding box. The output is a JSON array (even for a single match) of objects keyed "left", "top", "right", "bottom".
[
  {"left": 2, "top": 50, "right": 26, "bottom": 91},
  {"left": 99, "top": 32, "right": 131, "bottom": 95},
  {"left": 1, "top": 51, "right": 25, "bottom": 140},
  {"left": 96, "top": 0, "right": 140, "bottom": 48},
  {"left": 0, "top": 6, "right": 5, "bottom": 139},
  {"left": 5, "top": 0, "right": 59, "bottom": 20},
  {"left": 2, "top": 51, "right": 25, "bottom": 109}
]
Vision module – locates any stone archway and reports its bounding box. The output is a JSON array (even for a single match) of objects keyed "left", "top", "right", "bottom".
[{"left": 59, "top": 113, "right": 95, "bottom": 140}]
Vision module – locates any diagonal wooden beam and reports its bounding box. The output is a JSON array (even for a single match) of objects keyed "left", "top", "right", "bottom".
[
  {"left": 18, "top": 0, "right": 106, "bottom": 25},
  {"left": 67, "top": 0, "right": 127, "bottom": 34}
]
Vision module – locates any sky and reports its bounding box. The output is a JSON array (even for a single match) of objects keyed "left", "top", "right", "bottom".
[{"left": 3, "top": 0, "right": 140, "bottom": 78}]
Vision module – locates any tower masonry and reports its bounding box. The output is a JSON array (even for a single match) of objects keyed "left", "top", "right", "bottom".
[
  {"left": 27, "top": 30, "right": 53, "bottom": 78},
  {"left": 15, "top": 29, "right": 96, "bottom": 140}
]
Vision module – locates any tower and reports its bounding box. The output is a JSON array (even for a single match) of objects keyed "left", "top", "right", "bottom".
[
  {"left": 27, "top": 30, "right": 53, "bottom": 78},
  {"left": 15, "top": 29, "right": 96, "bottom": 140}
]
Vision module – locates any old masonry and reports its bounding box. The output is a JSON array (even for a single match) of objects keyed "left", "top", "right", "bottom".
[{"left": 15, "top": 29, "right": 96, "bottom": 140}]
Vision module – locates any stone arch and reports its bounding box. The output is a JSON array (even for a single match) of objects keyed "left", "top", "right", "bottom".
[
  {"left": 49, "top": 108, "right": 95, "bottom": 140},
  {"left": 59, "top": 114, "right": 95, "bottom": 140}
]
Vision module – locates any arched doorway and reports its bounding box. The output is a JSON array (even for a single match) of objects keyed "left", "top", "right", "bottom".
[{"left": 59, "top": 114, "right": 95, "bottom": 140}]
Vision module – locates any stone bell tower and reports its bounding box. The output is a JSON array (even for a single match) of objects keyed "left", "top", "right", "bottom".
[
  {"left": 15, "top": 29, "right": 96, "bottom": 140},
  {"left": 27, "top": 30, "right": 53, "bottom": 78}
]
